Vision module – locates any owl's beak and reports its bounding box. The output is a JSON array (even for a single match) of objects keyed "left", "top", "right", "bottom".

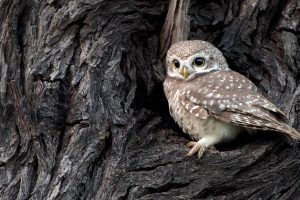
[{"left": 180, "top": 66, "right": 190, "bottom": 79}]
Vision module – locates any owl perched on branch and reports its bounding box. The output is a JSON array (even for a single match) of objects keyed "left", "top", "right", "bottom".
[{"left": 163, "top": 40, "right": 300, "bottom": 158}]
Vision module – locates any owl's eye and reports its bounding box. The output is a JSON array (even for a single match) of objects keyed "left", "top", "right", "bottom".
[
  {"left": 172, "top": 59, "right": 180, "bottom": 69},
  {"left": 193, "top": 57, "right": 205, "bottom": 67}
]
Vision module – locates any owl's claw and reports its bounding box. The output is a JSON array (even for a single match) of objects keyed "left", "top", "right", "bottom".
[
  {"left": 186, "top": 141, "right": 206, "bottom": 158},
  {"left": 186, "top": 141, "right": 219, "bottom": 158},
  {"left": 186, "top": 141, "right": 196, "bottom": 148},
  {"left": 208, "top": 146, "right": 216, "bottom": 151}
]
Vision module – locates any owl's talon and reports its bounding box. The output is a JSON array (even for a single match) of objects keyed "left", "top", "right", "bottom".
[
  {"left": 208, "top": 146, "right": 219, "bottom": 154},
  {"left": 186, "top": 141, "right": 197, "bottom": 148},
  {"left": 186, "top": 141, "right": 207, "bottom": 158},
  {"left": 209, "top": 146, "right": 216, "bottom": 150},
  {"left": 197, "top": 146, "right": 206, "bottom": 158}
]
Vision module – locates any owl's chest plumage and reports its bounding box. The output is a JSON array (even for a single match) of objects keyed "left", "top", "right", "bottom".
[
  {"left": 168, "top": 89, "right": 211, "bottom": 140},
  {"left": 163, "top": 76, "right": 240, "bottom": 142}
]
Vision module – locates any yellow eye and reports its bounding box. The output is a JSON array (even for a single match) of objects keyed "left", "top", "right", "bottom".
[
  {"left": 193, "top": 57, "right": 205, "bottom": 67},
  {"left": 172, "top": 59, "right": 180, "bottom": 69}
]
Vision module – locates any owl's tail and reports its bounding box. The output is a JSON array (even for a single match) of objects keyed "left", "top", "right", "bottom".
[{"left": 282, "top": 123, "right": 300, "bottom": 140}]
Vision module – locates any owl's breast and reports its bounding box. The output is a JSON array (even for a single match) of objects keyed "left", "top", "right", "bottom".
[
  {"left": 167, "top": 89, "right": 209, "bottom": 140},
  {"left": 164, "top": 78, "right": 240, "bottom": 141}
]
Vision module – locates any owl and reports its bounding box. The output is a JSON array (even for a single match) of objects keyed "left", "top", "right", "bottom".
[{"left": 163, "top": 40, "right": 300, "bottom": 158}]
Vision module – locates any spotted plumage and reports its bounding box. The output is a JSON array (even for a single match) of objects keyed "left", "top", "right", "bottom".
[{"left": 163, "top": 40, "right": 300, "bottom": 158}]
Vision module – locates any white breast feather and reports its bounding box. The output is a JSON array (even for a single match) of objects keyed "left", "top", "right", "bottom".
[{"left": 169, "top": 91, "right": 240, "bottom": 142}]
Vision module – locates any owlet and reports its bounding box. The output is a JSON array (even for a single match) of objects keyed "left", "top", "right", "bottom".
[{"left": 163, "top": 40, "right": 300, "bottom": 158}]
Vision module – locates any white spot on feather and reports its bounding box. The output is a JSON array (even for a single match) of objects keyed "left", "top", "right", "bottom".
[
  {"left": 191, "top": 105, "right": 199, "bottom": 110},
  {"left": 219, "top": 104, "right": 225, "bottom": 110},
  {"left": 206, "top": 93, "right": 214, "bottom": 97}
]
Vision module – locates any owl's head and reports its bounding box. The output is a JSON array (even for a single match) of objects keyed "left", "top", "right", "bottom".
[{"left": 166, "top": 40, "right": 229, "bottom": 81}]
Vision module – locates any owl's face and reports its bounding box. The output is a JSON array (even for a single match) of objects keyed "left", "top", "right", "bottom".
[{"left": 166, "top": 40, "right": 229, "bottom": 81}]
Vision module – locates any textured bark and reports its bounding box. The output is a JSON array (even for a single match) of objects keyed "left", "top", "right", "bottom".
[
  {"left": 0, "top": 0, "right": 300, "bottom": 200},
  {"left": 159, "top": 0, "right": 190, "bottom": 58}
]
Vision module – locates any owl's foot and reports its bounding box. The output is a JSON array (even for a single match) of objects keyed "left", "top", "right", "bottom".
[
  {"left": 186, "top": 141, "right": 206, "bottom": 158},
  {"left": 186, "top": 140, "right": 219, "bottom": 158}
]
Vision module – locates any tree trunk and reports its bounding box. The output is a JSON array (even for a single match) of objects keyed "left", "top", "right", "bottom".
[{"left": 1, "top": 0, "right": 300, "bottom": 199}]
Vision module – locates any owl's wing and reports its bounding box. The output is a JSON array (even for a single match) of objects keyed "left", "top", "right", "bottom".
[
  {"left": 179, "top": 71, "right": 300, "bottom": 139},
  {"left": 180, "top": 98, "right": 209, "bottom": 119}
]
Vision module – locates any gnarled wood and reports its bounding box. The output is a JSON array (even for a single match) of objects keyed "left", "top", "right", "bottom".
[
  {"left": 0, "top": 0, "right": 300, "bottom": 199},
  {"left": 160, "top": 0, "right": 190, "bottom": 59}
]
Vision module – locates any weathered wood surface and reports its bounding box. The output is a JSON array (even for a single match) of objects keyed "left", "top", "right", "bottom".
[{"left": 0, "top": 0, "right": 300, "bottom": 199}]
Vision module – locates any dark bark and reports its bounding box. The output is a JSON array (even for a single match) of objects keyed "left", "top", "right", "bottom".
[{"left": 0, "top": 0, "right": 300, "bottom": 200}]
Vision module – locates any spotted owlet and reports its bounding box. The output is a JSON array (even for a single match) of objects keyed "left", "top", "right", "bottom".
[{"left": 163, "top": 40, "right": 300, "bottom": 158}]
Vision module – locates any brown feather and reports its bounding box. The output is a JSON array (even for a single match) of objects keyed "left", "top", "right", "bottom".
[{"left": 176, "top": 70, "right": 300, "bottom": 139}]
